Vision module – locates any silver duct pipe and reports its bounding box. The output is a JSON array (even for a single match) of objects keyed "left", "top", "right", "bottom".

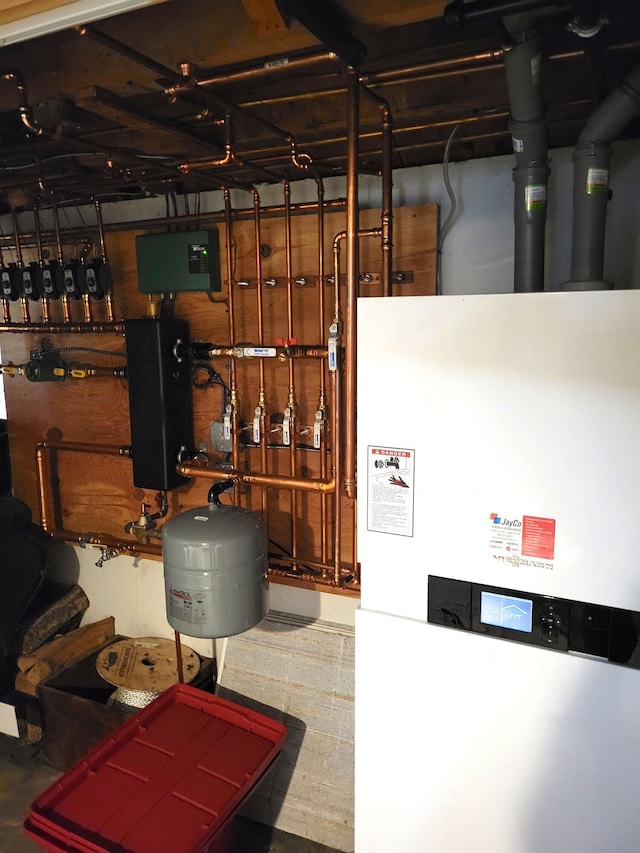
[
  {"left": 504, "top": 15, "right": 549, "bottom": 292},
  {"left": 564, "top": 62, "right": 640, "bottom": 290}
]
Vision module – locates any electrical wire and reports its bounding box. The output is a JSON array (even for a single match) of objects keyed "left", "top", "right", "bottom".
[
  {"left": 31, "top": 346, "right": 126, "bottom": 358},
  {"left": 436, "top": 123, "right": 461, "bottom": 297}
]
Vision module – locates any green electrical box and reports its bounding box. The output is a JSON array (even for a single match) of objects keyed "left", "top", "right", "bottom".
[{"left": 135, "top": 230, "right": 221, "bottom": 294}]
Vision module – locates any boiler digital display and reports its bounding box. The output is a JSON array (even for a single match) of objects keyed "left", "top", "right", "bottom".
[{"left": 480, "top": 592, "right": 533, "bottom": 633}]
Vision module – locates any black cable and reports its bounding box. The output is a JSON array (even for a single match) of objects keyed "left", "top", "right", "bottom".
[{"left": 32, "top": 346, "right": 126, "bottom": 358}]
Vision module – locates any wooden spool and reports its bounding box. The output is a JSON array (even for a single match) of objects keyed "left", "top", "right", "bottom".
[{"left": 95, "top": 637, "right": 200, "bottom": 701}]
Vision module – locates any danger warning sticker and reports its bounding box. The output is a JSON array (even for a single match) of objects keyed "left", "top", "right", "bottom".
[{"left": 367, "top": 446, "right": 415, "bottom": 537}]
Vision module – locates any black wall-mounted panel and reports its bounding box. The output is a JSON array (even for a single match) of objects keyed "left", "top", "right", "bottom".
[
  {"left": 124, "top": 318, "right": 193, "bottom": 491},
  {"left": 428, "top": 575, "right": 640, "bottom": 670}
]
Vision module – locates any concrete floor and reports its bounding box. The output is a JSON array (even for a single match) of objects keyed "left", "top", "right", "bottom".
[{"left": 0, "top": 734, "right": 341, "bottom": 852}]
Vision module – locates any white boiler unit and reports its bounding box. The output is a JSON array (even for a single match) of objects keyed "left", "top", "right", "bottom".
[{"left": 356, "top": 290, "right": 640, "bottom": 853}]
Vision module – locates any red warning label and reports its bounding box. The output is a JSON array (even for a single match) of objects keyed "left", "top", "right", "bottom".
[{"left": 521, "top": 516, "right": 555, "bottom": 560}]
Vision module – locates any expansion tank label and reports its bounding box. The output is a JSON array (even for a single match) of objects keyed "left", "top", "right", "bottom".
[
  {"left": 488, "top": 512, "right": 556, "bottom": 570},
  {"left": 168, "top": 587, "right": 207, "bottom": 625},
  {"left": 367, "top": 446, "right": 415, "bottom": 537}
]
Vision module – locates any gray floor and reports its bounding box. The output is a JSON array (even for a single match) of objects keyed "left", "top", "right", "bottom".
[{"left": 0, "top": 734, "right": 340, "bottom": 852}]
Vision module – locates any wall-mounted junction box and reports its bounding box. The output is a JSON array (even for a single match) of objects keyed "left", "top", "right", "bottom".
[{"left": 135, "top": 230, "right": 221, "bottom": 294}]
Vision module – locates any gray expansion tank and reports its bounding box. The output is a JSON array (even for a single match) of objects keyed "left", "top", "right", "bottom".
[{"left": 162, "top": 501, "right": 268, "bottom": 639}]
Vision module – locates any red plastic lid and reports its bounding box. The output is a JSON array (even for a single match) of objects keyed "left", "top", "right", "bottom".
[{"left": 27, "top": 684, "right": 286, "bottom": 853}]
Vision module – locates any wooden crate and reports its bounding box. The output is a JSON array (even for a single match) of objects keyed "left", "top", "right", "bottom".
[{"left": 38, "top": 637, "right": 216, "bottom": 770}]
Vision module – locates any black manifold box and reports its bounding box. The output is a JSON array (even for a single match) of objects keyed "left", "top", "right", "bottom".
[{"left": 124, "top": 318, "right": 193, "bottom": 491}]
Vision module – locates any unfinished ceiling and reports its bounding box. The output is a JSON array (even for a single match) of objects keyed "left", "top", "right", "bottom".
[{"left": 0, "top": 0, "right": 637, "bottom": 210}]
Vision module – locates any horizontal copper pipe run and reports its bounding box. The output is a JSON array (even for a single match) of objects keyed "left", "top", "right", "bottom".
[
  {"left": 0, "top": 200, "right": 348, "bottom": 251},
  {"left": 206, "top": 345, "right": 328, "bottom": 360},
  {"left": 176, "top": 462, "right": 336, "bottom": 493},
  {"left": 179, "top": 50, "right": 338, "bottom": 90},
  {"left": 36, "top": 440, "right": 161, "bottom": 558},
  {"left": 269, "top": 554, "right": 360, "bottom": 578},
  {"left": 0, "top": 321, "right": 125, "bottom": 334}
]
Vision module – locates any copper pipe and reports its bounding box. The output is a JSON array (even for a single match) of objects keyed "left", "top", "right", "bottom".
[
  {"left": 268, "top": 553, "right": 360, "bottom": 580},
  {"left": 332, "top": 354, "right": 342, "bottom": 586},
  {"left": 223, "top": 189, "right": 240, "bottom": 480},
  {"left": 33, "top": 201, "right": 51, "bottom": 323},
  {"left": 316, "top": 177, "right": 328, "bottom": 568},
  {"left": 1, "top": 71, "right": 44, "bottom": 136},
  {"left": 76, "top": 26, "right": 313, "bottom": 163},
  {"left": 105, "top": 292, "right": 115, "bottom": 323},
  {"left": 252, "top": 188, "right": 268, "bottom": 519},
  {"left": 282, "top": 180, "right": 299, "bottom": 568},
  {"left": 11, "top": 208, "right": 30, "bottom": 323},
  {"left": 175, "top": 631, "right": 184, "bottom": 684},
  {"left": 345, "top": 69, "right": 359, "bottom": 503},
  {"left": 2, "top": 302, "right": 11, "bottom": 323},
  {"left": 204, "top": 345, "right": 328, "bottom": 359},
  {"left": 176, "top": 462, "right": 335, "bottom": 493},
  {"left": 0, "top": 200, "right": 347, "bottom": 248},
  {"left": 363, "top": 48, "right": 504, "bottom": 85},
  {"left": 35, "top": 440, "right": 162, "bottom": 557},
  {"left": 0, "top": 321, "right": 124, "bottom": 333},
  {"left": 381, "top": 104, "right": 393, "bottom": 297},
  {"left": 187, "top": 50, "right": 337, "bottom": 89},
  {"left": 82, "top": 293, "right": 93, "bottom": 324}
]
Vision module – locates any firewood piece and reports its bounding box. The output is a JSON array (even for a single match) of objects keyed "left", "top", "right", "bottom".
[
  {"left": 15, "top": 616, "right": 115, "bottom": 696},
  {"left": 16, "top": 585, "right": 90, "bottom": 655}
]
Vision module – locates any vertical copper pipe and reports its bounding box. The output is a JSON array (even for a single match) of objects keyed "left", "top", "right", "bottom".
[
  {"left": 95, "top": 198, "right": 115, "bottom": 322},
  {"left": 105, "top": 290, "right": 115, "bottom": 323},
  {"left": 352, "top": 498, "right": 358, "bottom": 583},
  {"left": 51, "top": 195, "right": 72, "bottom": 324},
  {"left": 223, "top": 188, "right": 240, "bottom": 482},
  {"left": 174, "top": 630, "right": 184, "bottom": 683},
  {"left": 12, "top": 209, "right": 30, "bottom": 323},
  {"left": 1, "top": 301, "right": 10, "bottom": 324},
  {"left": 82, "top": 292, "right": 93, "bottom": 323},
  {"left": 332, "top": 357, "right": 342, "bottom": 586},
  {"left": 33, "top": 202, "right": 51, "bottom": 323},
  {"left": 381, "top": 104, "right": 394, "bottom": 297},
  {"left": 253, "top": 188, "right": 268, "bottom": 519},
  {"left": 283, "top": 180, "right": 298, "bottom": 567},
  {"left": 344, "top": 68, "right": 359, "bottom": 501},
  {"left": 316, "top": 178, "right": 328, "bottom": 569}
]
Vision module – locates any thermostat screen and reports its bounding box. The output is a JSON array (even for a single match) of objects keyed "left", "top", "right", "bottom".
[{"left": 481, "top": 591, "right": 533, "bottom": 633}]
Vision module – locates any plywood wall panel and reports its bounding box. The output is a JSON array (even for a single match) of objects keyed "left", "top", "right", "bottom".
[{"left": 1, "top": 201, "right": 436, "bottom": 590}]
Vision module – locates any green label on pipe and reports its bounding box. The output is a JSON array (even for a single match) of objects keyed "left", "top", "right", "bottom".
[
  {"left": 525, "top": 185, "right": 546, "bottom": 211},
  {"left": 586, "top": 167, "right": 609, "bottom": 195}
]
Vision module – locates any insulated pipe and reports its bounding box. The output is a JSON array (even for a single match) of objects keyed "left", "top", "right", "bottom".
[
  {"left": 503, "top": 17, "right": 549, "bottom": 292},
  {"left": 344, "top": 68, "right": 359, "bottom": 501},
  {"left": 566, "top": 62, "right": 640, "bottom": 289}
]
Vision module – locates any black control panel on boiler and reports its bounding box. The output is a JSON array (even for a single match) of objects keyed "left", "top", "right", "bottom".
[{"left": 427, "top": 575, "right": 640, "bottom": 670}]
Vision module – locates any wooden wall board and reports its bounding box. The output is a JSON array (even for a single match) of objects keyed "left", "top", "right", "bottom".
[{"left": 1, "top": 201, "right": 436, "bottom": 589}]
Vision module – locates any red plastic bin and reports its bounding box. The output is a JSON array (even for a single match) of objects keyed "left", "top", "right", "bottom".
[{"left": 24, "top": 684, "right": 286, "bottom": 853}]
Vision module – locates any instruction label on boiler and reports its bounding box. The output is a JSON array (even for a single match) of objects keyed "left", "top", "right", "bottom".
[
  {"left": 489, "top": 512, "right": 556, "bottom": 570},
  {"left": 367, "top": 446, "right": 415, "bottom": 536}
]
